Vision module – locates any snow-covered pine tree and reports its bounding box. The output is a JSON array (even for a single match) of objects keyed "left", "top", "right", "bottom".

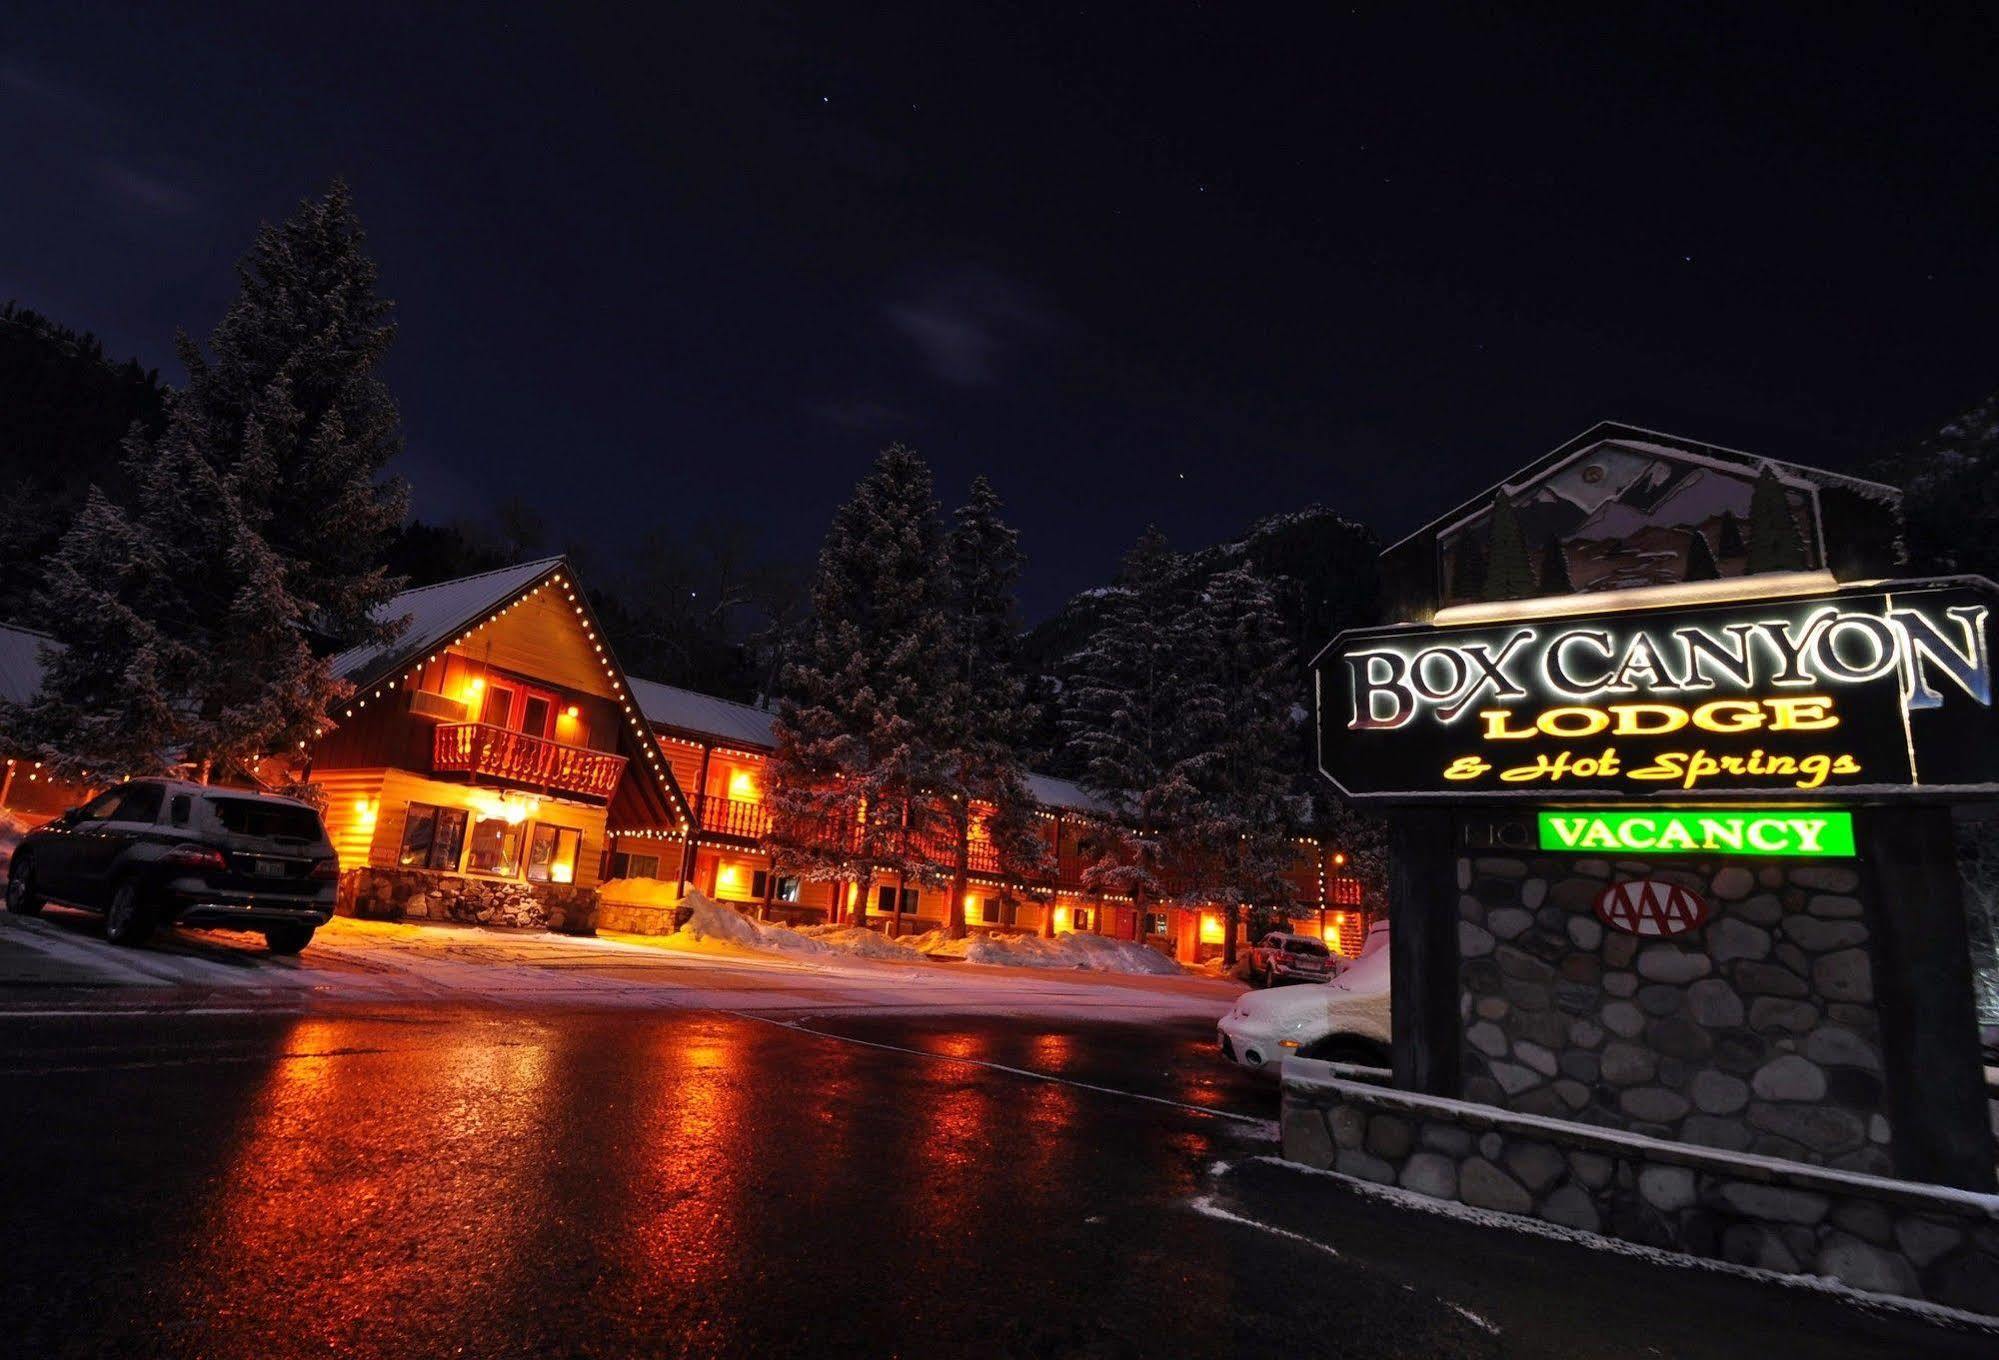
[
  {"left": 1170, "top": 563, "right": 1299, "bottom": 967},
  {"left": 1745, "top": 464, "right": 1807, "bottom": 574},
  {"left": 1483, "top": 489, "right": 1536, "bottom": 600},
  {"left": 1061, "top": 527, "right": 1187, "bottom": 926},
  {"left": 1716, "top": 509, "right": 1746, "bottom": 559},
  {"left": 937, "top": 476, "right": 1049, "bottom": 936},
  {"left": 1537, "top": 537, "right": 1573, "bottom": 595},
  {"left": 179, "top": 180, "right": 409, "bottom": 648},
  {"left": 1451, "top": 531, "right": 1487, "bottom": 601},
  {"left": 1684, "top": 526, "right": 1721, "bottom": 581},
  {"left": 766, "top": 446, "right": 958, "bottom": 929}
]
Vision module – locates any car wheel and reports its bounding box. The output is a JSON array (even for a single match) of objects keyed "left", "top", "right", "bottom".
[
  {"left": 263, "top": 923, "right": 314, "bottom": 955},
  {"left": 1297, "top": 1035, "right": 1392, "bottom": 1068},
  {"left": 4, "top": 857, "right": 44, "bottom": 915},
  {"left": 103, "top": 879, "right": 157, "bottom": 947}
]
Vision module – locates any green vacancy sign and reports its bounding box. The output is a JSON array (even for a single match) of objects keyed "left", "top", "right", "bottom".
[{"left": 1537, "top": 809, "right": 1856, "bottom": 858}]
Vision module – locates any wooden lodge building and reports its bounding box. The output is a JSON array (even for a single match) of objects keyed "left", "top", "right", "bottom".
[{"left": 5, "top": 558, "right": 1368, "bottom": 958}]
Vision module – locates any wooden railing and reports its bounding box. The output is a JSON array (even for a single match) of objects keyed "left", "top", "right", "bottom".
[
  {"left": 699, "top": 795, "right": 773, "bottom": 840},
  {"left": 433, "top": 723, "right": 627, "bottom": 800}
]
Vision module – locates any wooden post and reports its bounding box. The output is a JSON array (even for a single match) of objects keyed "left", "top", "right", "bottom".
[
  {"left": 1388, "top": 810, "right": 1461, "bottom": 1097},
  {"left": 1857, "top": 806, "right": 1996, "bottom": 1191},
  {"left": 676, "top": 743, "right": 712, "bottom": 897}
]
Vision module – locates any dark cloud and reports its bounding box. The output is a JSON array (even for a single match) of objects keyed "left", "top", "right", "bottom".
[
  {"left": 883, "top": 266, "right": 1056, "bottom": 387},
  {"left": 91, "top": 160, "right": 199, "bottom": 215},
  {"left": 811, "top": 397, "right": 914, "bottom": 433}
]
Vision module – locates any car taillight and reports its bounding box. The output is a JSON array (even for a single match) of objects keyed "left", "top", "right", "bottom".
[
  {"left": 164, "top": 844, "right": 228, "bottom": 871},
  {"left": 311, "top": 858, "right": 339, "bottom": 880}
]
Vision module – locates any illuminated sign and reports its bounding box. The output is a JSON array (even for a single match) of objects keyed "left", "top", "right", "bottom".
[
  {"left": 1594, "top": 880, "right": 1712, "bottom": 937},
  {"left": 1313, "top": 579, "right": 1999, "bottom": 801},
  {"left": 1537, "top": 810, "right": 1855, "bottom": 858}
]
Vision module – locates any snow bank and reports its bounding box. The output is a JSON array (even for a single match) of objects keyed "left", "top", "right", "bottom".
[
  {"left": 0, "top": 811, "right": 27, "bottom": 875},
  {"left": 794, "top": 923, "right": 917, "bottom": 961},
  {"left": 674, "top": 893, "right": 835, "bottom": 955},
  {"left": 964, "top": 930, "right": 1184, "bottom": 976}
]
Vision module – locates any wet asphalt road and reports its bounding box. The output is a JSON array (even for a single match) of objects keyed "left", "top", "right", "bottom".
[{"left": 3, "top": 1002, "right": 1994, "bottom": 1360}]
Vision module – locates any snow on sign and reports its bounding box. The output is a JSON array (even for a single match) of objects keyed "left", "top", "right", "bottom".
[
  {"left": 1593, "top": 880, "right": 1710, "bottom": 937},
  {"left": 1311, "top": 577, "right": 1999, "bottom": 803}
]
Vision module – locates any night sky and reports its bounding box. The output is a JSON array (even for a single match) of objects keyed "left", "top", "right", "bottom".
[{"left": 4, "top": 4, "right": 1995, "bottom": 616}]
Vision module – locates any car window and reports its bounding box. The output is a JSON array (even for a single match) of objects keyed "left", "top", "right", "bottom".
[
  {"left": 1285, "top": 938, "right": 1331, "bottom": 957},
  {"left": 116, "top": 783, "right": 165, "bottom": 824},
  {"left": 169, "top": 794, "right": 192, "bottom": 827},
  {"left": 76, "top": 788, "right": 130, "bottom": 822},
  {"left": 204, "top": 797, "right": 324, "bottom": 842}
]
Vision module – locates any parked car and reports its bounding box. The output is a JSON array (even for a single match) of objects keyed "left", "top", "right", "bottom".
[
  {"left": 3, "top": 780, "right": 337, "bottom": 953},
  {"left": 1219, "top": 922, "right": 1391, "bottom": 1070},
  {"left": 1245, "top": 930, "right": 1338, "bottom": 987}
]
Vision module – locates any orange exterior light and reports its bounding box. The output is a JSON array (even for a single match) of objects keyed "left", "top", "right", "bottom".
[
  {"left": 1332, "top": 852, "right": 1347, "bottom": 866},
  {"left": 564, "top": 704, "right": 580, "bottom": 719},
  {"left": 1199, "top": 912, "right": 1225, "bottom": 944},
  {"left": 728, "top": 769, "right": 760, "bottom": 801}
]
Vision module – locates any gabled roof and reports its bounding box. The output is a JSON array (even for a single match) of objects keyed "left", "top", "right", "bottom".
[
  {"left": 1383, "top": 420, "right": 1899, "bottom": 554},
  {"left": 330, "top": 556, "right": 567, "bottom": 688},
  {"left": 629, "top": 677, "right": 778, "bottom": 749},
  {"left": 0, "top": 622, "right": 57, "bottom": 708},
  {"left": 628, "top": 672, "right": 1113, "bottom": 816}
]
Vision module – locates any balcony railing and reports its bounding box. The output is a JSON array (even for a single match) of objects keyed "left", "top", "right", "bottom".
[
  {"left": 700, "top": 795, "right": 773, "bottom": 840},
  {"left": 433, "top": 723, "right": 627, "bottom": 801}
]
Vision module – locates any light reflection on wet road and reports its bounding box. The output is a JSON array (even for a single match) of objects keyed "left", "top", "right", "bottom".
[{"left": 4, "top": 1006, "right": 1993, "bottom": 1359}]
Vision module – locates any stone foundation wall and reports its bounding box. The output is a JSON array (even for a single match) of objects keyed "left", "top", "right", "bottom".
[
  {"left": 339, "top": 865, "right": 598, "bottom": 934},
  {"left": 1458, "top": 853, "right": 1891, "bottom": 1174},
  {"left": 1282, "top": 1061, "right": 1999, "bottom": 1311},
  {"left": 596, "top": 897, "right": 682, "bottom": 935}
]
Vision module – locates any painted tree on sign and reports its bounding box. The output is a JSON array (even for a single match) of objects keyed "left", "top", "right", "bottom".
[
  {"left": 1483, "top": 488, "right": 1536, "bottom": 600},
  {"left": 1684, "top": 526, "right": 1721, "bottom": 581},
  {"left": 1745, "top": 464, "right": 1808, "bottom": 574}
]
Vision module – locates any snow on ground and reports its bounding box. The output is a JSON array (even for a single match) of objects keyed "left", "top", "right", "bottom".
[
  {"left": 671, "top": 892, "right": 1185, "bottom": 975},
  {"left": 964, "top": 929, "right": 1184, "bottom": 975},
  {"left": 0, "top": 811, "right": 28, "bottom": 875}
]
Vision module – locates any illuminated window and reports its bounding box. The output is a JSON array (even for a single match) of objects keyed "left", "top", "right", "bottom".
[
  {"left": 1072, "top": 907, "right": 1093, "bottom": 932},
  {"left": 1143, "top": 911, "right": 1168, "bottom": 935},
  {"left": 525, "top": 824, "right": 581, "bottom": 884},
  {"left": 399, "top": 803, "right": 467, "bottom": 870},
  {"left": 466, "top": 815, "right": 525, "bottom": 877}
]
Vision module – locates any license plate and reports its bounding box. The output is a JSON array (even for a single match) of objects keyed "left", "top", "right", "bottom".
[{"left": 253, "top": 860, "right": 287, "bottom": 878}]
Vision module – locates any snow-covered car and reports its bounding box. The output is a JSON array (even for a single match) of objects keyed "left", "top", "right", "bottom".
[
  {"left": 1218, "top": 924, "right": 1391, "bottom": 1071},
  {"left": 1245, "top": 930, "right": 1337, "bottom": 986}
]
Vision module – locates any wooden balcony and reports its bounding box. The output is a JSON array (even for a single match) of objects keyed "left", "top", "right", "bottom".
[
  {"left": 700, "top": 795, "right": 772, "bottom": 840},
  {"left": 433, "top": 723, "right": 627, "bottom": 801}
]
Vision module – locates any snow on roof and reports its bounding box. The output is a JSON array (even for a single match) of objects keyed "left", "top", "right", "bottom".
[
  {"left": 1024, "top": 771, "right": 1111, "bottom": 815},
  {"left": 0, "top": 622, "right": 57, "bottom": 707},
  {"left": 629, "top": 676, "right": 779, "bottom": 749},
  {"left": 330, "top": 557, "right": 567, "bottom": 686},
  {"left": 628, "top": 673, "right": 1110, "bottom": 815}
]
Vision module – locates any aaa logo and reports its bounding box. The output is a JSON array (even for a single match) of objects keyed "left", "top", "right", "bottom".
[{"left": 1593, "top": 880, "right": 1710, "bottom": 937}]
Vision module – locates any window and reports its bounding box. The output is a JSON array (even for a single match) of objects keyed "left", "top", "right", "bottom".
[
  {"left": 874, "top": 885, "right": 919, "bottom": 914},
  {"left": 466, "top": 815, "right": 526, "bottom": 877},
  {"left": 967, "top": 895, "right": 999, "bottom": 925},
  {"left": 206, "top": 796, "right": 320, "bottom": 840},
  {"left": 1144, "top": 911, "right": 1169, "bottom": 936},
  {"left": 750, "top": 871, "right": 801, "bottom": 902},
  {"left": 399, "top": 803, "right": 468, "bottom": 870},
  {"left": 525, "top": 824, "right": 581, "bottom": 884},
  {"left": 115, "top": 783, "right": 164, "bottom": 824},
  {"left": 169, "top": 794, "right": 192, "bottom": 827},
  {"left": 610, "top": 851, "right": 661, "bottom": 881},
  {"left": 479, "top": 683, "right": 516, "bottom": 727},
  {"left": 520, "top": 694, "right": 553, "bottom": 739},
  {"left": 75, "top": 788, "right": 128, "bottom": 822},
  {"left": 1072, "top": 907, "right": 1093, "bottom": 932}
]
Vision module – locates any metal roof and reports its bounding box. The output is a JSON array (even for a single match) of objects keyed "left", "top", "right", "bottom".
[
  {"left": 0, "top": 622, "right": 56, "bottom": 707},
  {"left": 629, "top": 676, "right": 779, "bottom": 749},
  {"left": 628, "top": 672, "right": 1110, "bottom": 815},
  {"left": 330, "top": 556, "right": 567, "bottom": 687}
]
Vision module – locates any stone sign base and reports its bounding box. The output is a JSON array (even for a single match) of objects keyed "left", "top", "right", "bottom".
[
  {"left": 338, "top": 865, "right": 598, "bottom": 935},
  {"left": 1281, "top": 1058, "right": 1999, "bottom": 1312}
]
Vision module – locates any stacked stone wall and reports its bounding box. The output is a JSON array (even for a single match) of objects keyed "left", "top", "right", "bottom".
[
  {"left": 1282, "top": 1064, "right": 1999, "bottom": 1311},
  {"left": 339, "top": 865, "right": 598, "bottom": 934},
  {"left": 1458, "top": 853, "right": 1891, "bottom": 1174}
]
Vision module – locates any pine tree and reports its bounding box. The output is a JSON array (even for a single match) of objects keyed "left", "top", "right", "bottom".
[
  {"left": 1745, "top": 464, "right": 1807, "bottom": 574},
  {"left": 767, "top": 446, "right": 957, "bottom": 929},
  {"left": 1868, "top": 386, "right": 1999, "bottom": 575},
  {"left": 1170, "top": 564, "right": 1299, "bottom": 967},
  {"left": 1061, "top": 527, "right": 1186, "bottom": 923},
  {"left": 1715, "top": 509, "right": 1746, "bottom": 559},
  {"left": 1537, "top": 537, "right": 1573, "bottom": 595},
  {"left": 937, "top": 476, "right": 1048, "bottom": 936},
  {"left": 179, "top": 181, "right": 409, "bottom": 646},
  {"left": 1684, "top": 527, "right": 1721, "bottom": 581},
  {"left": 1451, "top": 531, "right": 1487, "bottom": 602},
  {"left": 1483, "top": 489, "right": 1536, "bottom": 600}
]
